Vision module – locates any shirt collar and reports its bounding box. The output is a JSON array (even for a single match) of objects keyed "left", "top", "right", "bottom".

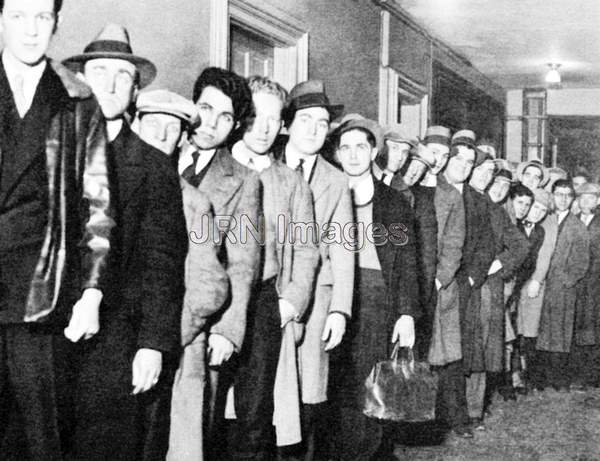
[
  {"left": 232, "top": 140, "right": 272, "bottom": 172},
  {"left": 284, "top": 144, "right": 318, "bottom": 181},
  {"left": 2, "top": 51, "right": 46, "bottom": 91},
  {"left": 178, "top": 139, "right": 216, "bottom": 176},
  {"left": 351, "top": 174, "right": 375, "bottom": 206}
]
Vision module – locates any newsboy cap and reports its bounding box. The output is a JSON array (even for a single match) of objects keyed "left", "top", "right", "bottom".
[
  {"left": 576, "top": 182, "right": 600, "bottom": 196},
  {"left": 284, "top": 80, "right": 344, "bottom": 122},
  {"left": 136, "top": 89, "right": 199, "bottom": 125},
  {"left": 451, "top": 129, "right": 477, "bottom": 149},
  {"left": 383, "top": 127, "right": 418, "bottom": 148},
  {"left": 424, "top": 125, "right": 451, "bottom": 147},
  {"left": 336, "top": 116, "right": 384, "bottom": 151},
  {"left": 63, "top": 23, "right": 157, "bottom": 88}
]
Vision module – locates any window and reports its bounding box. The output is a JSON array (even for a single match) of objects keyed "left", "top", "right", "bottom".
[
  {"left": 522, "top": 89, "right": 547, "bottom": 163},
  {"left": 209, "top": 0, "right": 307, "bottom": 90}
]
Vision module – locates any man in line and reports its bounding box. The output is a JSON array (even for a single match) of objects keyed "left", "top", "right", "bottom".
[
  {"left": 64, "top": 24, "right": 188, "bottom": 459},
  {"left": 275, "top": 80, "right": 354, "bottom": 460},
  {"left": 372, "top": 127, "right": 416, "bottom": 188},
  {"left": 131, "top": 88, "right": 230, "bottom": 461},
  {"left": 537, "top": 180, "right": 589, "bottom": 391},
  {"left": 0, "top": 1, "right": 114, "bottom": 458},
  {"left": 181, "top": 67, "right": 262, "bottom": 458},
  {"left": 228, "top": 76, "right": 319, "bottom": 459},
  {"left": 330, "top": 117, "right": 418, "bottom": 460},
  {"left": 429, "top": 131, "right": 471, "bottom": 438}
]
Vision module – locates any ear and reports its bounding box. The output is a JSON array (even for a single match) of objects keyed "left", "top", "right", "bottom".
[{"left": 370, "top": 147, "right": 379, "bottom": 162}]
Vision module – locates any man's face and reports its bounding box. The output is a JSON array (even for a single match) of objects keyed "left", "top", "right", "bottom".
[
  {"left": 521, "top": 165, "right": 543, "bottom": 191},
  {"left": 0, "top": 0, "right": 56, "bottom": 66},
  {"left": 403, "top": 158, "right": 428, "bottom": 186},
  {"left": 488, "top": 178, "right": 511, "bottom": 203},
  {"left": 578, "top": 193, "right": 597, "bottom": 215},
  {"left": 573, "top": 176, "right": 588, "bottom": 190},
  {"left": 84, "top": 58, "right": 137, "bottom": 120},
  {"left": 427, "top": 142, "right": 450, "bottom": 175},
  {"left": 243, "top": 91, "right": 283, "bottom": 155},
  {"left": 138, "top": 112, "right": 182, "bottom": 156},
  {"left": 513, "top": 195, "right": 533, "bottom": 220},
  {"left": 385, "top": 139, "right": 411, "bottom": 173},
  {"left": 469, "top": 160, "right": 495, "bottom": 192},
  {"left": 337, "top": 129, "right": 376, "bottom": 178},
  {"left": 444, "top": 146, "right": 475, "bottom": 184},
  {"left": 192, "top": 85, "right": 236, "bottom": 150},
  {"left": 287, "top": 106, "right": 329, "bottom": 156},
  {"left": 553, "top": 186, "right": 574, "bottom": 212},
  {"left": 527, "top": 201, "right": 548, "bottom": 224}
]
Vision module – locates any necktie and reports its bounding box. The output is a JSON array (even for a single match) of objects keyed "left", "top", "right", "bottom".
[
  {"left": 296, "top": 158, "right": 305, "bottom": 179},
  {"left": 181, "top": 152, "right": 200, "bottom": 187},
  {"left": 247, "top": 157, "right": 256, "bottom": 171},
  {"left": 13, "top": 74, "right": 27, "bottom": 118},
  {"left": 522, "top": 220, "right": 534, "bottom": 229},
  {"left": 381, "top": 173, "right": 389, "bottom": 185}
]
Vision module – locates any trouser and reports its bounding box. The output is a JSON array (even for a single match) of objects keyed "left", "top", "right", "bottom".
[
  {"left": 535, "top": 350, "right": 570, "bottom": 389},
  {"left": 278, "top": 402, "right": 331, "bottom": 461},
  {"left": 434, "top": 360, "right": 470, "bottom": 430},
  {"left": 73, "top": 313, "right": 176, "bottom": 461},
  {"left": 0, "top": 323, "right": 72, "bottom": 461},
  {"left": 228, "top": 278, "right": 282, "bottom": 460},
  {"left": 569, "top": 344, "right": 600, "bottom": 387},
  {"left": 465, "top": 372, "right": 486, "bottom": 419},
  {"left": 167, "top": 333, "right": 206, "bottom": 461}
]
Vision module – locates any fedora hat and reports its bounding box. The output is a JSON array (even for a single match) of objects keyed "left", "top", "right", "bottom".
[
  {"left": 63, "top": 23, "right": 157, "bottom": 88},
  {"left": 284, "top": 80, "right": 344, "bottom": 122}
]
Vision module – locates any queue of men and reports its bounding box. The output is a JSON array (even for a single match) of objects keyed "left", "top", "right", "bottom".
[{"left": 1, "top": 2, "right": 600, "bottom": 460}]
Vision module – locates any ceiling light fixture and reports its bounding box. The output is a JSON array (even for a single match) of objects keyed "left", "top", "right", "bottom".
[{"left": 545, "top": 63, "right": 561, "bottom": 85}]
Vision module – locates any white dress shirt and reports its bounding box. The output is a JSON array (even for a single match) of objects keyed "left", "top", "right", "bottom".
[
  {"left": 2, "top": 51, "right": 46, "bottom": 117},
  {"left": 581, "top": 213, "right": 594, "bottom": 227},
  {"left": 557, "top": 209, "right": 569, "bottom": 225},
  {"left": 178, "top": 141, "right": 217, "bottom": 176},
  {"left": 284, "top": 145, "right": 317, "bottom": 182},
  {"left": 231, "top": 141, "right": 272, "bottom": 172}
]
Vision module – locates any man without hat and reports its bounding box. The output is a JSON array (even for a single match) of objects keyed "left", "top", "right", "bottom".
[
  {"left": 473, "top": 148, "right": 528, "bottom": 425},
  {"left": 132, "top": 88, "right": 230, "bottom": 461},
  {"left": 536, "top": 180, "right": 589, "bottom": 391},
  {"left": 227, "top": 76, "right": 319, "bottom": 459},
  {"left": 329, "top": 117, "right": 418, "bottom": 459},
  {"left": 64, "top": 24, "right": 188, "bottom": 459},
  {"left": 570, "top": 182, "right": 600, "bottom": 389},
  {"left": 0, "top": 1, "right": 115, "bottom": 458},
  {"left": 273, "top": 80, "right": 354, "bottom": 459},
  {"left": 180, "top": 67, "right": 261, "bottom": 459}
]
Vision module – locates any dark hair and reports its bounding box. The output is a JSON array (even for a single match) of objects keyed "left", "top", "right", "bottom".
[
  {"left": 332, "top": 126, "right": 376, "bottom": 150},
  {"left": 509, "top": 183, "right": 534, "bottom": 201},
  {"left": 1, "top": 0, "right": 63, "bottom": 12},
  {"left": 192, "top": 67, "right": 254, "bottom": 140},
  {"left": 552, "top": 178, "right": 574, "bottom": 194}
]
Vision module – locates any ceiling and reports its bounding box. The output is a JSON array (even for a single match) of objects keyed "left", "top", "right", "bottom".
[{"left": 395, "top": 0, "right": 600, "bottom": 89}]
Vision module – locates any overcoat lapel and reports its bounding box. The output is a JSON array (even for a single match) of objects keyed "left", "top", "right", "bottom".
[
  {"left": 372, "top": 179, "right": 396, "bottom": 285},
  {"left": 198, "top": 147, "right": 244, "bottom": 211},
  {"left": 309, "top": 156, "right": 331, "bottom": 203}
]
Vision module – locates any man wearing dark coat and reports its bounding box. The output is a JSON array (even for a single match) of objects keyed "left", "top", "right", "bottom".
[
  {"left": 330, "top": 118, "right": 419, "bottom": 460},
  {"left": 571, "top": 182, "right": 600, "bottom": 388},
  {"left": 472, "top": 146, "right": 528, "bottom": 424},
  {"left": 537, "top": 179, "right": 589, "bottom": 391},
  {"left": 64, "top": 25, "right": 188, "bottom": 460},
  {"left": 0, "top": 1, "right": 114, "bottom": 458}
]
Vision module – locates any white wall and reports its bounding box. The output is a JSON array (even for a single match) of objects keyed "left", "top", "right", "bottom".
[{"left": 547, "top": 89, "right": 600, "bottom": 116}]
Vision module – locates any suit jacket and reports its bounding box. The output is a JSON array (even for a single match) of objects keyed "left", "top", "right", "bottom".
[
  {"left": 197, "top": 147, "right": 261, "bottom": 351},
  {"left": 258, "top": 157, "right": 319, "bottom": 317},
  {"left": 180, "top": 181, "right": 229, "bottom": 347},
  {"left": 428, "top": 174, "right": 465, "bottom": 366},
  {"left": 108, "top": 125, "right": 187, "bottom": 353},
  {"left": 538, "top": 212, "right": 589, "bottom": 352},
  {"left": 0, "top": 60, "right": 113, "bottom": 323}
]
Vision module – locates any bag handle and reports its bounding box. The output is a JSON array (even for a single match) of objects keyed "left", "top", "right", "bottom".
[{"left": 391, "top": 343, "right": 415, "bottom": 376}]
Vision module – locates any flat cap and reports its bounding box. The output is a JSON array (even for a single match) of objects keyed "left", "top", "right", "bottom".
[
  {"left": 336, "top": 116, "right": 383, "bottom": 151},
  {"left": 136, "top": 89, "right": 199, "bottom": 124},
  {"left": 424, "top": 125, "right": 451, "bottom": 146},
  {"left": 576, "top": 182, "right": 600, "bottom": 196},
  {"left": 383, "top": 127, "right": 418, "bottom": 147}
]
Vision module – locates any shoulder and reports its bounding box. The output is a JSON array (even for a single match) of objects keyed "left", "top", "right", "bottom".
[
  {"left": 49, "top": 60, "right": 93, "bottom": 100},
  {"left": 317, "top": 156, "right": 348, "bottom": 188}
]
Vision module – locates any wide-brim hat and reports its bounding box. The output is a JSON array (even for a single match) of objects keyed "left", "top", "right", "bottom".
[
  {"left": 284, "top": 80, "right": 344, "bottom": 122},
  {"left": 63, "top": 23, "right": 157, "bottom": 88},
  {"left": 136, "top": 89, "right": 198, "bottom": 125}
]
